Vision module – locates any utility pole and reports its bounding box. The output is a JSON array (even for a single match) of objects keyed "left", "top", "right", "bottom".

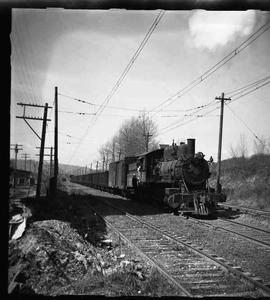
[
  {"left": 21, "top": 153, "right": 30, "bottom": 171},
  {"left": 36, "top": 146, "right": 54, "bottom": 177},
  {"left": 215, "top": 93, "right": 231, "bottom": 193},
  {"left": 16, "top": 102, "right": 52, "bottom": 198},
  {"left": 143, "top": 132, "right": 152, "bottom": 152},
  {"left": 90, "top": 162, "right": 92, "bottom": 172},
  {"left": 53, "top": 86, "right": 59, "bottom": 194},
  {"left": 50, "top": 147, "right": 54, "bottom": 177},
  {"left": 36, "top": 103, "right": 49, "bottom": 199},
  {"left": 96, "top": 161, "right": 99, "bottom": 172},
  {"left": 10, "top": 144, "right": 23, "bottom": 188}
]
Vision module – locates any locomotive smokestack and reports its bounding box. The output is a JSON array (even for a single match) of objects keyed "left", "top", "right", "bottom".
[{"left": 187, "top": 139, "right": 195, "bottom": 158}]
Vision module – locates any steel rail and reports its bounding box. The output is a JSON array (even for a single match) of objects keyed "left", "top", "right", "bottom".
[
  {"left": 218, "top": 204, "right": 270, "bottom": 218},
  {"left": 217, "top": 217, "right": 270, "bottom": 234},
  {"left": 99, "top": 212, "right": 192, "bottom": 297},
  {"left": 189, "top": 217, "right": 270, "bottom": 250},
  {"left": 63, "top": 183, "right": 270, "bottom": 295},
  {"left": 97, "top": 199, "right": 270, "bottom": 296}
]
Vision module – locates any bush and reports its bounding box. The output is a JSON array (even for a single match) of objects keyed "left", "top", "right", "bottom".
[{"left": 210, "top": 154, "right": 270, "bottom": 209}]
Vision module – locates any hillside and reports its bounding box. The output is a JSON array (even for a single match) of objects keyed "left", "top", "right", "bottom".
[
  {"left": 10, "top": 159, "right": 85, "bottom": 176},
  {"left": 209, "top": 154, "right": 270, "bottom": 209}
]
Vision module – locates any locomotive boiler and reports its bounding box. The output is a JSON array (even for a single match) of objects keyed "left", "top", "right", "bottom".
[
  {"left": 129, "top": 139, "right": 225, "bottom": 215},
  {"left": 154, "top": 139, "right": 217, "bottom": 214}
]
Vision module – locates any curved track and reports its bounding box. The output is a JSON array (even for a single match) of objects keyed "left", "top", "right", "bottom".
[
  {"left": 90, "top": 198, "right": 270, "bottom": 297},
  {"left": 189, "top": 216, "right": 270, "bottom": 250},
  {"left": 218, "top": 203, "right": 270, "bottom": 219}
]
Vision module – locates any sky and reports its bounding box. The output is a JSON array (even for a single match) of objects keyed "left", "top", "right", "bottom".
[{"left": 10, "top": 8, "right": 270, "bottom": 167}]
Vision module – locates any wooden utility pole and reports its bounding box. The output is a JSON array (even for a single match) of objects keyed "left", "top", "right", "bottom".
[
  {"left": 36, "top": 146, "right": 54, "bottom": 177},
  {"left": 36, "top": 103, "right": 49, "bottom": 199},
  {"left": 21, "top": 153, "right": 30, "bottom": 171},
  {"left": 50, "top": 147, "right": 54, "bottom": 177},
  {"left": 53, "top": 86, "right": 59, "bottom": 193},
  {"left": 215, "top": 93, "right": 231, "bottom": 193},
  {"left": 10, "top": 144, "right": 23, "bottom": 188},
  {"left": 16, "top": 102, "right": 52, "bottom": 197}
]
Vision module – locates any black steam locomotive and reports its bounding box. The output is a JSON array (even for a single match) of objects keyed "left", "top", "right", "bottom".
[{"left": 71, "top": 139, "right": 226, "bottom": 215}]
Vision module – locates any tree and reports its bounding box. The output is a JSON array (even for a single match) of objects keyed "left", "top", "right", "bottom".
[
  {"left": 118, "top": 112, "right": 158, "bottom": 156},
  {"left": 238, "top": 134, "right": 248, "bottom": 158},
  {"left": 98, "top": 113, "right": 159, "bottom": 162},
  {"left": 229, "top": 134, "right": 248, "bottom": 158}
]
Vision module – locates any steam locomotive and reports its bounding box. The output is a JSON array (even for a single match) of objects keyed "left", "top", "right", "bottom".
[{"left": 70, "top": 138, "right": 226, "bottom": 215}]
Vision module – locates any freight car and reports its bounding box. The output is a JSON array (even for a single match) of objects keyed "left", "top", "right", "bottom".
[{"left": 70, "top": 138, "right": 226, "bottom": 215}]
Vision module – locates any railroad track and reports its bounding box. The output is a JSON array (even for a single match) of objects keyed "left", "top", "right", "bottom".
[
  {"left": 218, "top": 203, "right": 270, "bottom": 219},
  {"left": 187, "top": 216, "right": 270, "bottom": 250},
  {"left": 89, "top": 198, "right": 270, "bottom": 297},
  {"left": 67, "top": 183, "right": 270, "bottom": 249}
]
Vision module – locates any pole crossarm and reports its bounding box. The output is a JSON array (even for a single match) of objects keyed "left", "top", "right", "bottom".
[
  {"left": 17, "top": 102, "right": 52, "bottom": 108},
  {"left": 16, "top": 102, "right": 52, "bottom": 140},
  {"left": 36, "top": 147, "right": 54, "bottom": 149},
  {"left": 16, "top": 116, "right": 51, "bottom": 121}
]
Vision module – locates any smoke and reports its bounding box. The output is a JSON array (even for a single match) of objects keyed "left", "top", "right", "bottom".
[{"left": 188, "top": 10, "right": 257, "bottom": 51}]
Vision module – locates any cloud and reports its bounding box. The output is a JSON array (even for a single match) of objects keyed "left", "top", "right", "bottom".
[{"left": 188, "top": 10, "right": 256, "bottom": 51}]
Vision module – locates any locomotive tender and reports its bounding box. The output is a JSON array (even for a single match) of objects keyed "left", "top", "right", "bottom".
[{"left": 70, "top": 138, "right": 226, "bottom": 215}]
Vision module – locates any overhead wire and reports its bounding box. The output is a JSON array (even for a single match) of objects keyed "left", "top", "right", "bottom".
[
  {"left": 67, "top": 10, "right": 165, "bottom": 164},
  {"left": 58, "top": 93, "right": 144, "bottom": 112},
  {"left": 149, "top": 19, "right": 270, "bottom": 115},
  {"left": 225, "top": 103, "right": 263, "bottom": 143},
  {"left": 225, "top": 75, "right": 270, "bottom": 98},
  {"left": 158, "top": 100, "right": 217, "bottom": 133},
  {"left": 158, "top": 76, "right": 270, "bottom": 137},
  {"left": 158, "top": 74, "right": 270, "bottom": 135}
]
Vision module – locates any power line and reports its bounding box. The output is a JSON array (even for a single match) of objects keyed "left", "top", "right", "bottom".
[
  {"left": 149, "top": 19, "right": 270, "bottom": 114},
  {"left": 58, "top": 93, "right": 143, "bottom": 112},
  {"left": 93, "top": 10, "right": 165, "bottom": 119},
  {"left": 158, "top": 100, "right": 217, "bottom": 133},
  {"left": 59, "top": 91, "right": 216, "bottom": 114},
  {"left": 225, "top": 103, "right": 263, "bottom": 143},
  {"left": 230, "top": 79, "right": 270, "bottom": 104},
  {"left": 67, "top": 10, "right": 165, "bottom": 164},
  {"left": 158, "top": 78, "right": 270, "bottom": 136},
  {"left": 159, "top": 105, "right": 220, "bottom": 136},
  {"left": 226, "top": 75, "right": 270, "bottom": 98}
]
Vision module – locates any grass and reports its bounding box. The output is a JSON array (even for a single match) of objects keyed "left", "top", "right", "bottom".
[
  {"left": 210, "top": 154, "right": 270, "bottom": 209},
  {"left": 60, "top": 267, "right": 181, "bottom": 296}
]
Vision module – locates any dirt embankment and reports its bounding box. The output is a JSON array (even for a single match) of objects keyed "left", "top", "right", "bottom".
[
  {"left": 8, "top": 190, "right": 179, "bottom": 296},
  {"left": 209, "top": 154, "right": 270, "bottom": 209}
]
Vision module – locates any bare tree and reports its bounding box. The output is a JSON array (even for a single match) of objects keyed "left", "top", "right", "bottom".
[
  {"left": 238, "top": 134, "right": 248, "bottom": 158},
  {"left": 229, "top": 143, "right": 238, "bottom": 158},
  {"left": 98, "top": 113, "right": 159, "bottom": 162},
  {"left": 229, "top": 134, "right": 248, "bottom": 158}
]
